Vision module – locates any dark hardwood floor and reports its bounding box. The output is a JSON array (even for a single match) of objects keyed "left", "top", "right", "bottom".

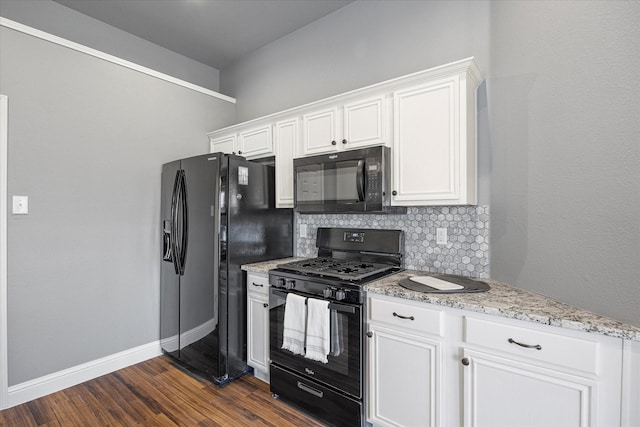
[{"left": 0, "top": 356, "right": 327, "bottom": 426}]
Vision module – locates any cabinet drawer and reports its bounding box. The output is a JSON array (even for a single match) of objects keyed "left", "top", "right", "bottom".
[
  {"left": 464, "top": 316, "right": 600, "bottom": 375},
  {"left": 369, "top": 296, "right": 443, "bottom": 337},
  {"left": 247, "top": 273, "right": 269, "bottom": 296}
]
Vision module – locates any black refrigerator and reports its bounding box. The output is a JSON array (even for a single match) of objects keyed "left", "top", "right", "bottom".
[{"left": 160, "top": 152, "right": 293, "bottom": 384}]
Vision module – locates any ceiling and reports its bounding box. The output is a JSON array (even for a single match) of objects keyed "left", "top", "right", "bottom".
[{"left": 52, "top": 0, "right": 352, "bottom": 70}]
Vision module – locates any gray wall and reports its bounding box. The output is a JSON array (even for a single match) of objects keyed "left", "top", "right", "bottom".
[
  {"left": 0, "top": 0, "right": 221, "bottom": 91},
  {"left": 220, "top": 0, "right": 640, "bottom": 327},
  {"left": 0, "top": 26, "right": 234, "bottom": 385},
  {"left": 487, "top": 1, "right": 639, "bottom": 326},
  {"left": 221, "top": 0, "right": 490, "bottom": 122}
]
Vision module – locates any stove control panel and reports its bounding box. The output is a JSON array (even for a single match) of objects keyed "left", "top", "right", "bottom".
[
  {"left": 270, "top": 272, "right": 364, "bottom": 304},
  {"left": 343, "top": 231, "right": 365, "bottom": 243}
]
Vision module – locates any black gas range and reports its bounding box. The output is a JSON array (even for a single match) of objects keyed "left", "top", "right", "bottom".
[{"left": 268, "top": 228, "right": 404, "bottom": 427}]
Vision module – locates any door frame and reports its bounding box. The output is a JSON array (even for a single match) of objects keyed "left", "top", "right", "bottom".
[{"left": 1, "top": 94, "right": 9, "bottom": 409}]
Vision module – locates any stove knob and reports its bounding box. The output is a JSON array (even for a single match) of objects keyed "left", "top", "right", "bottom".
[
  {"left": 276, "top": 278, "right": 285, "bottom": 288},
  {"left": 323, "top": 288, "right": 334, "bottom": 298},
  {"left": 285, "top": 279, "right": 296, "bottom": 290},
  {"left": 335, "top": 290, "right": 346, "bottom": 301}
]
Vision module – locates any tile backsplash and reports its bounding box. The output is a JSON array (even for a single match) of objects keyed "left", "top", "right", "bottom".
[{"left": 295, "top": 206, "right": 489, "bottom": 278}]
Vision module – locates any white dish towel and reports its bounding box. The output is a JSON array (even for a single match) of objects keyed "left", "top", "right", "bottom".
[
  {"left": 281, "top": 293, "right": 307, "bottom": 356},
  {"left": 305, "top": 298, "right": 330, "bottom": 363}
]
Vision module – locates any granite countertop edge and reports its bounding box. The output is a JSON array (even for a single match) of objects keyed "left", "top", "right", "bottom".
[
  {"left": 365, "top": 270, "right": 640, "bottom": 342},
  {"left": 242, "top": 261, "right": 640, "bottom": 342},
  {"left": 241, "top": 257, "right": 307, "bottom": 274}
]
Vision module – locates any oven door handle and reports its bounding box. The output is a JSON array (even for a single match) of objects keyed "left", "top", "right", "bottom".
[
  {"left": 271, "top": 289, "right": 356, "bottom": 314},
  {"left": 297, "top": 381, "right": 323, "bottom": 398}
]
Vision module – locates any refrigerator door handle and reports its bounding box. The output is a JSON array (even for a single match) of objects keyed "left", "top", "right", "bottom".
[
  {"left": 177, "top": 170, "right": 188, "bottom": 275},
  {"left": 170, "top": 170, "right": 181, "bottom": 275}
]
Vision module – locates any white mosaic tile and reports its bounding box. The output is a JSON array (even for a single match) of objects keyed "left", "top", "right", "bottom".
[{"left": 295, "top": 206, "right": 490, "bottom": 278}]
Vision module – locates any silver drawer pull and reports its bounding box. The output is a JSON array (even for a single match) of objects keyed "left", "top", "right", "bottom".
[
  {"left": 508, "top": 338, "right": 542, "bottom": 350},
  {"left": 252, "top": 282, "right": 264, "bottom": 287},
  {"left": 297, "top": 381, "right": 323, "bottom": 398},
  {"left": 393, "top": 312, "right": 415, "bottom": 321}
]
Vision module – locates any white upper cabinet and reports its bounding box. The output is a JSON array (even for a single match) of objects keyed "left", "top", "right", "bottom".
[
  {"left": 206, "top": 57, "right": 484, "bottom": 208},
  {"left": 343, "top": 95, "right": 387, "bottom": 149},
  {"left": 302, "top": 107, "right": 341, "bottom": 155},
  {"left": 274, "top": 117, "right": 299, "bottom": 208},
  {"left": 208, "top": 124, "right": 273, "bottom": 160},
  {"left": 301, "top": 95, "right": 388, "bottom": 156},
  {"left": 391, "top": 60, "right": 482, "bottom": 206},
  {"left": 209, "top": 133, "right": 237, "bottom": 155},
  {"left": 238, "top": 125, "right": 273, "bottom": 159}
]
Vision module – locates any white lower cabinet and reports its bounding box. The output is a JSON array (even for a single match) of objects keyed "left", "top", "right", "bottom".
[
  {"left": 368, "top": 324, "right": 441, "bottom": 427},
  {"left": 246, "top": 272, "right": 270, "bottom": 382},
  {"left": 367, "top": 295, "right": 444, "bottom": 427},
  {"left": 461, "top": 316, "right": 623, "bottom": 427},
  {"left": 367, "top": 293, "right": 625, "bottom": 427},
  {"left": 462, "top": 349, "right": 596, "bottom": 427}
]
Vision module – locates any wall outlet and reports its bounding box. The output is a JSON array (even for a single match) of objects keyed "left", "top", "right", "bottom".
[
  {"left": 436, "top": 227, "right": 448, "bottom": 245},
  {"left": 299, "top": 223, "right": 308, "bottom": 238},
  {"left": 12, "top": 195, "right": 28, "bottom": 214}
]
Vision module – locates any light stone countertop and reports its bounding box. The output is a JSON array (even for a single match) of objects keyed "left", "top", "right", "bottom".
[
  {"left": 365, "top": 270, "right": 640, "bottom": 342},
  {"left": 241, "top": 261, "right": 640, "bottom": 342},
  {"left": 241, "top": 257, "right": 307, "bottom": 274}
]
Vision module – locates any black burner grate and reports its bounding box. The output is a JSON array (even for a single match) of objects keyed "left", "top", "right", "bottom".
[{"left": 278, "top": 257, "right": 394, "bottom": 281}]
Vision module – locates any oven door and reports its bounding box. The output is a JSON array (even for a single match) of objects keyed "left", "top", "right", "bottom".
[{"left": 269, "top": 287, "right": 362, "bottom": 398}]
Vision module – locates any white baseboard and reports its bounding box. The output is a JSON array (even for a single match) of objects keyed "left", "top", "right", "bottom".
[{"left": 5, "top": 341, "right": 162, "bottom": 409}]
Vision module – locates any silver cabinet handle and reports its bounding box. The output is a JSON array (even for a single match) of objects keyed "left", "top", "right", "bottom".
[
  {"left": 393, "top": 312, "right": 415, "bottom": 321},
  {"left": 508, "top": 338, "right": 542, "bottom": 350}
]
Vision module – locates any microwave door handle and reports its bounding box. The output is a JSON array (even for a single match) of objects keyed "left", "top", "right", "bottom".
[{"left": 356, "top": 160, "right": 366, "bottom": 202}]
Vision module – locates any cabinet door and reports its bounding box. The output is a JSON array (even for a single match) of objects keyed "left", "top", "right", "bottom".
[
  {"left": 392, "top": 75, "right": 472, "bottom": 206},
  {"left": 302, "top": 107, "right": 340, "bottom": 155},
  {"left": 239, "top": 125, "right": 273, "bottom": 159},
  {"left": 462, "top": 349, "right": 595, "bottom": 427},
  {"left": 210, "top": 134, "right": 237, "bottom": 154},
  {"left": 368, "top": 324, "right": 441, "bottom": 427},
  {"left": 247, "top": 291, "right": 269, "bottom": 382},
  {"left": 274, "top": 118, "right": 298, "bottom": 208},
  {"left": 343, "top": 95, "right": 387, "bottom": 149}
]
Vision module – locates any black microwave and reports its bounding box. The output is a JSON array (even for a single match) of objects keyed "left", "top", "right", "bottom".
[{"left": 294, "top": 146, "right": 402, "bottom": 213}]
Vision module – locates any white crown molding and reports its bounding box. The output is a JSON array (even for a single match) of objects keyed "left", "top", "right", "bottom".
[
  {"left": 5, "top": 341, "right": 162, "bottom": 409},
  {"left": 0, "top": 17, "right": 235, "bottom": 104}
]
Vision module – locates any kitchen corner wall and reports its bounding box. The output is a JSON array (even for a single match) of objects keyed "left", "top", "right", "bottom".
[
  {"left": 296, "top": 206, "right": 490, "bottom": 278},
  {"left": 0, "top": 24, "right": 234, "bottom": 386}
]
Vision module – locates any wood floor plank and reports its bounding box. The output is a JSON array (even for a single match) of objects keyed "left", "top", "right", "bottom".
[{"left": 0, "top": 356, "right": 327, "bottom": 427}]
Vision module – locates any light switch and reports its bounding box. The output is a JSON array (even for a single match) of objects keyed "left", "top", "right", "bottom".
[
  {"left": 299, "top": 224, "right": 308, "bottom": 238},
  {"left": 12, "top": 196, "right": 28, "bottom": 214},
  {"left": 436, "top": 227, "right": 448, "bottom": 245}
]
